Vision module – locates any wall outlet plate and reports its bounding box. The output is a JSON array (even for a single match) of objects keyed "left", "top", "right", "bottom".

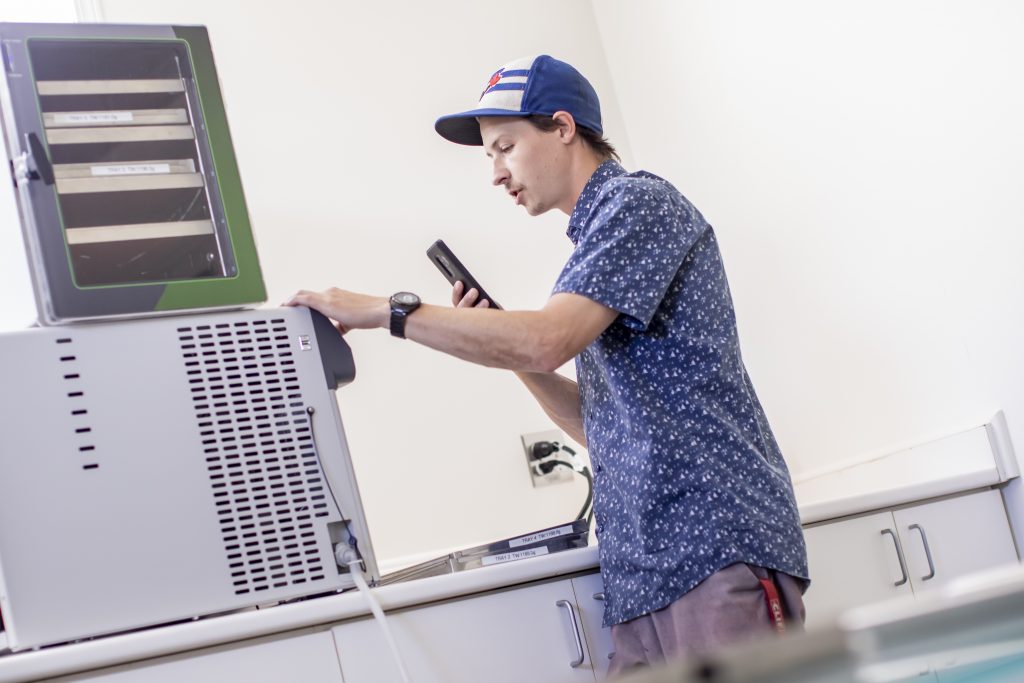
[{"left": 521, "top": 429, "right": 573, "bottom": 488}]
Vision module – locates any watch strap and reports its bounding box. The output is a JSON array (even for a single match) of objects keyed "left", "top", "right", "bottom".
[{"left": 390, "top": 309, "right": 408, "bottom": 339}]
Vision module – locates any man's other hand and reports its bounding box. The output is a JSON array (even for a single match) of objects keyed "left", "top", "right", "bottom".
[{"left": 451, "top": 281, "right": 491, "bottom": 309}]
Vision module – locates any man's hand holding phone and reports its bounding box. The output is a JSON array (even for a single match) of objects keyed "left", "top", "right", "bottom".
[
  {"left": 428, "top": 239, "right": 502, "bottom": 310},
  {"left": 451, "top": 280, "right": 492, "bottom": 309}
]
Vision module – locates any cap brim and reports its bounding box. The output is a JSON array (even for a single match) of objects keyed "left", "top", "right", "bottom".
[{"left": 434, "top": 109, "right": 532, "bottom": 146}]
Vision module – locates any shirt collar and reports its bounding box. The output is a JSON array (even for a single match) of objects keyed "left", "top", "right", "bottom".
[{"left": 567, "top": 159, "right": 627, "bottom": 244}]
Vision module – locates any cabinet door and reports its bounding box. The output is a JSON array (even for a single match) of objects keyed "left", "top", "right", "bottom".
[
  {"left": 894, "top": 489, "right": 1019, "bottom": 597},
  {"left": 571, "top": 573, "right": 615, "bottom": 680},
  {"left": 894, "top": 490, "right": 1019, "bottom": 675},
  {"left": 802, "top": 511, "right": 915, "bottom": 629},
  {"left": 47, "top": 630, "right": 343, "bottom": 683},
  {"left": 331, "top": 579, "right": 597, "bottom": 683}
]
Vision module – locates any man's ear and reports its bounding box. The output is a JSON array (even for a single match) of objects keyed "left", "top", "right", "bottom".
[{"left": 551, "top": 110, "right": 578, "bottom": 145}]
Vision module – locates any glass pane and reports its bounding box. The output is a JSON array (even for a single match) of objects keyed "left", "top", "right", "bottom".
[{"left": 28, "top": 38, "right": 234, "bottom": 287}]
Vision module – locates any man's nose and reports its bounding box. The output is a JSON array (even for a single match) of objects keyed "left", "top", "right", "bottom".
[{"left": 492, "top": 159, "right": 509, "bottom": 187}]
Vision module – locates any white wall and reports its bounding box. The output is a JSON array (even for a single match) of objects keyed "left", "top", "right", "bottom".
[
  {"left": 591, "top": 0, "right": 1024, "bottom": 534},
  {"left": 57, "top": 0, "right": 628, "bottom": 568}
]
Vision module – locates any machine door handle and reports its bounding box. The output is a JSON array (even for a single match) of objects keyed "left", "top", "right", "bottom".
[
  {"left": 555, "top": 599, "right": 585, "bottom": 668},
  {"left": 881, "top": 528, "right": 910, "bottom": 586},
  {"left": 908, "top": 524, "right": 936, "bottom": 581},
  {"left": 26, "top": 133, "right": 54, "bottom": 185}
]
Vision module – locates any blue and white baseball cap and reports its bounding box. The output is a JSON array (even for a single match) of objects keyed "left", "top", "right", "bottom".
[{"left": 435, "top": 55, "right": 603, "bottom": 146}]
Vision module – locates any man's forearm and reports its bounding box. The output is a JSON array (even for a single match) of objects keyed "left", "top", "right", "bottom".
[
  {"left": 404, "top": 304, "right": 567, "bottom": 373},
  {"left": 515, "top": 370, "right": 586, "bottom": 446},
  {"left": 288, "top": 289, "right": 617, "bottom": 376}
]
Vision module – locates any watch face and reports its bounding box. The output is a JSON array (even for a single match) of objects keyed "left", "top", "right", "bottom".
[{"left": 394, "top": 292, "right": 419, "bottom": 306}]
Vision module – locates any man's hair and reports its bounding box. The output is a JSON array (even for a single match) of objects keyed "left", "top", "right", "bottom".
[{"left": 525, "top": 114, "right": 620, "bottom": 162}]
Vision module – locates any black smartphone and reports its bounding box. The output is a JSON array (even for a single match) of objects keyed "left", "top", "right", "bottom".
[{"left": 426, "top": 239, "right": 502, "bottom": 310}]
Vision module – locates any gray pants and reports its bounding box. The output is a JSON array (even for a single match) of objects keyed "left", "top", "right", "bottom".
[{"left": 608, "top": 563, "right": 807, "bottom": 677}]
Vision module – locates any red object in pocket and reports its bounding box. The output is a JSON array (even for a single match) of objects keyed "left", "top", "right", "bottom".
[{"left": 759, "top": 577, "right": 786, "bottom": 634}]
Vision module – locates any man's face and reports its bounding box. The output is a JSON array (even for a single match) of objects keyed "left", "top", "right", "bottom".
[{"left": 479, "top": 116, "right": 571, "bottom": 217}]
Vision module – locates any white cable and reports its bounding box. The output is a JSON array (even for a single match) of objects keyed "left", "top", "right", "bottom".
[{"left": 346, "top": 558, "right": 413, "bottom": 683}]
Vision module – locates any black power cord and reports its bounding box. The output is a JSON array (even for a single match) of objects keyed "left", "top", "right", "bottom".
[
  {"left": 531, "top": 441, "right": 594, "bottom": 523},
  {"left": 306, "top": 405, "right": 364, "bottom": 573},
  {"left": 538, "top": 460, "right": 593, "bottom": 521}
]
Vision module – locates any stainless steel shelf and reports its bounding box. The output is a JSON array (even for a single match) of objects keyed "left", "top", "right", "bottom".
[
  {"left": 53, "top": 159, "right": 197, "bottom": 179},
  {"left": 45, "top": 125, "right": 195, "bottom": 145},
  {"left": 65, "top": 219, "right": 214, "bottom": 245},
  {"left": 36, "top": 79, "right": 185, "bottom": 96},
  {"left": 57, "top": 172, "right": 204, "bottom": 195},
  {"left": 44, "top": 108, "right": 189, "bottom": 128}
]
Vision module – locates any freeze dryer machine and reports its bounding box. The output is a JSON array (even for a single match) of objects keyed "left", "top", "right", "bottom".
[{"left": 0, "top": 22, "right": 380, "bottom": 651}]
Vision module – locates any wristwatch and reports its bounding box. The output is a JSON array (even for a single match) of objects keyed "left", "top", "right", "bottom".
[{"left": 389, "top": 291, "right": 421, "bottom": 339}]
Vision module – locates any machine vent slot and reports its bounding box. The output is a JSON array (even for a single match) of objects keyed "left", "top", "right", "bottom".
[
  {"left": 59, "top": 336, "right": 97, "bottom": 470},
  {"left": 179, "top": 318, "right": 331, "bottom": 595}
]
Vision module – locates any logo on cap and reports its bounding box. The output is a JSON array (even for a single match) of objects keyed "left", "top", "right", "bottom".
[
  {"left": 480, "top": 70, "right": 503, "bottom": 99},
  {"left": 478, "top": 67, "right": 530, "bottom": 102}
]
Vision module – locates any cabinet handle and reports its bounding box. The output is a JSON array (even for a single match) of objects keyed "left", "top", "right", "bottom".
[
  {"left": 908, "top": 524, "right": 936, "bottom": 581},
  {"left": 555, "top": 599, "right": 585, "bottom": 668},
  {"left": 881, "top": 528, "right": 910, "bottom": 586}
]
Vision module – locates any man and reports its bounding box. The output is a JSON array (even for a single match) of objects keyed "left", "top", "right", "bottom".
[{"left": 290, "top": 55, "right": 809, "bottom": 674}]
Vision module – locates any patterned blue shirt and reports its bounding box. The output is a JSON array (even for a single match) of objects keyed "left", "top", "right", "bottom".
[{"left": 553, "top": 160, "right": 809, "bottom": 627}]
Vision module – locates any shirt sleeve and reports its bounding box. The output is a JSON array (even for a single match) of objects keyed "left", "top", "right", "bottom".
[{"left": 552, "top": 178, "right": 708, "bottom": 331}]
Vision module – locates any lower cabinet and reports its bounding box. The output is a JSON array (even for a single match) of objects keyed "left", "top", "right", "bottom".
[
  {"left": 331, "top": 576, "right": 606, "bottom": 683},
  {"left": 891, "top": 491, "right": 1019, "bottom": 598},
  {"left": 44, "top": 629, "right": 343, "bottom": 683},
  {"left": 803, "top": 489, "right": 1018, "bottom": 629},
  {"left": 571, "top": 573, "right": 614, "bottom": 679},
  {"left": 803, "top": 508, "right": 917, "bottom": 628},
  {"left": 803, "top": 488, "right": 1019, "bottom": 679}
]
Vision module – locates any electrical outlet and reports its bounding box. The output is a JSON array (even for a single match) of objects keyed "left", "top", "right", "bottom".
[{"left": 521, "top": 429, "right": 573, "bottom": 488}]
